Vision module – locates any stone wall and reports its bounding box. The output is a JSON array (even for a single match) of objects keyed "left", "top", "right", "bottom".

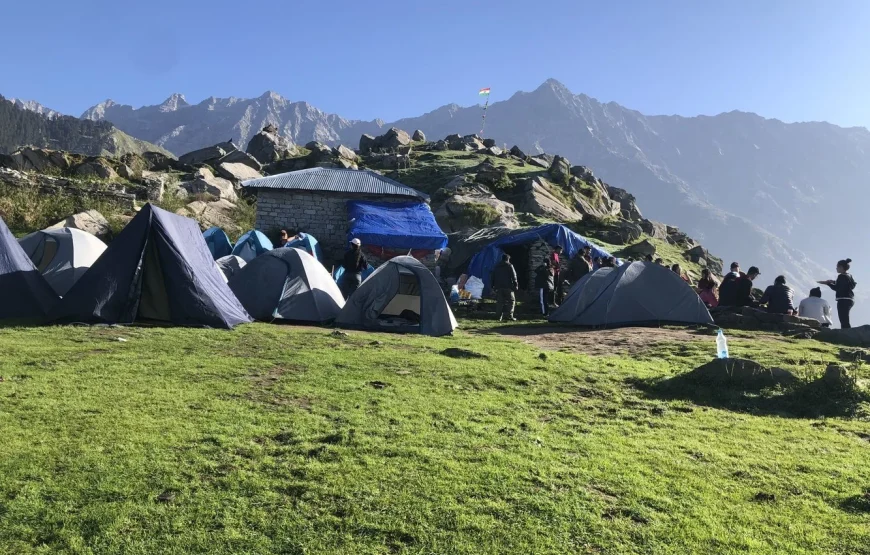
[{"left": 255, "top": 189, "right": 418, "bottom": 264}]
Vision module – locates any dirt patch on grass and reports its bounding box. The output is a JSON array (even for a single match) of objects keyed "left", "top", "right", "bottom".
[{"left": 491, "top": 326, "right": 710, "bottom": 356}]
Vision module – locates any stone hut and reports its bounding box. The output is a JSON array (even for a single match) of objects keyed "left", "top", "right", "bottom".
[{"left": 242, "top": 167, "right": 430, "bottom": 264}]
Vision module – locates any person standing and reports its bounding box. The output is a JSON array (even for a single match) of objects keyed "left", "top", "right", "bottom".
[
  {"left": 820, "top": 258, "right": 856, "bottom": 328},
  {"left": 339, "top": 238, "right": 368, "bottom": 299},
  {"left": 492, "top": 254, "right": 518, "bottom": 321},
  {"left": 569, "top": 246, "right": 592, "bottom": 282},
  {"left": 798, "top": 287, "right": 833, "bottom": 328},
  {"left": 549, "top": 246, "right": 564, "bottom": 305},
  {"left": 534, "top": 259, "right": 555, "bottom": 317}
]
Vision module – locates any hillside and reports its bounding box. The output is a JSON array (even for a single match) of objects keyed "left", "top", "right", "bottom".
[{"left": 0, "top": 96, "right": 171, "bottom": 158}]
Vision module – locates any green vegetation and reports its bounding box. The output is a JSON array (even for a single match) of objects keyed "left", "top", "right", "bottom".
[
  {"left": 460, "top": 202, "right": 501, "bottom": 227},
  {"left": 0, "top": 323, "right": 867, "bottom": 554}
]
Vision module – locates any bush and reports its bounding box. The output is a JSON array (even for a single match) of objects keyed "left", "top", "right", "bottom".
[{"left": 461, "top": 202, "right": 500, "bottom": 227}]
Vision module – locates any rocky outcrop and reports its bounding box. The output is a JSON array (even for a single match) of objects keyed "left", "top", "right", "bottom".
[
  {"left": 606, "top": 185, "right": 643, "bottom": 221},
  {"left": 333, "top": 144, "right": 357, "bottom": 161},
  {"left": 75, "top": 159, "right": 118, "bottom": 180},
  {"left": 626, "top": 239, "right": 657, "bottom": 258},
  {"left": 246, "top": 126, "right": 297, "bottom": 164},
  {"left": 527, "top": 156, "right": 550, "bottom": 169},
  {"left": 176, "top": 199, "right": 240, "bottom": 232},
  {"left": 548, "top": 155, "right": 571, "bottom": 183},
  {"left": 587, "top": 220, "right": 643, "bottom": 245},
  {"left": 817, "top": 325, "right": 870, "bottom": 348},
  {"left": 48, "top": 210, "right": 112, "bottom": 239},
  {"left": 178, "top": 141, "right": 234, "bottom": 167},
  {"left": 373, "top": 128, "right": 411, "bottom": 151},
  {"left": 472, "top": 159, "right": 511, "bottom": 190},
  {"left": 432, "top": 177, "right": 517, "bottom": 232},
  {"left": 515, "top": 177, "right": 582, "bottom": 222},
  {"left": 216, "top": 162, "right": 262, "bottom": 185},
  {"left": 684, "top": 245, "right": 723, "bottom": 275},
  {"left": 359, "top": 134, "right": 376, "bottom": 154},
  {"left": 510, "top": 145, "right": 527, "bottom": 159},
  {"left": 218, "top": 149, "right": 262, "bottom": 171},
  {"left": 640, "top": 219, "right": 668, "bottom": 240},
  {"left": 181, "top": 167, "right": 237, "bottom": 202},
  {"left": 412, "top": 130, "right": 426, "bottom": 142}
]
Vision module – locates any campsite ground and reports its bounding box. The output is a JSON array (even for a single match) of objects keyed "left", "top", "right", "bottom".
[{"left": 1, "top": 321, "right": 868, "bottom": 554}]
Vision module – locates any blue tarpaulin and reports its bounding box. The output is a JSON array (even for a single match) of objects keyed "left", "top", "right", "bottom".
[
  {"left": 347, "top": 201, "right": 447, "bottom": 251},
  {"left": 467, "top": 224, "right": 613, "bottom": 293}
]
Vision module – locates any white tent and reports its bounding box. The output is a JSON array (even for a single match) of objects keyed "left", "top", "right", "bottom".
[
  {"left": 216, "top": 255, "right": 247, "bottom": 282},
  {"left": 18, "top": 227, "right": 107, "bottom": 296}
]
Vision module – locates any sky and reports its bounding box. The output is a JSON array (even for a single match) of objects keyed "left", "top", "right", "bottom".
[{"left": 3, "top": 0, "right": 869, "bottom": 127}]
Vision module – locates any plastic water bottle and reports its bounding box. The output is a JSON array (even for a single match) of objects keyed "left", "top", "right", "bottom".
[{"left": 716, "top": 329, "right": 729, "bottom": 359}]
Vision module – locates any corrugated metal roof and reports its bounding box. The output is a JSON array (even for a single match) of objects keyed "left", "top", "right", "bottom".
[{"left": 241, "top": 167, "right": 429, "bottom": 200}]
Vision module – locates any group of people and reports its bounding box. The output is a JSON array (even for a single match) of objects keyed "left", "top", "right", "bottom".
[{"left": 696, "top": 259, "right": 857, "bottom": 329}]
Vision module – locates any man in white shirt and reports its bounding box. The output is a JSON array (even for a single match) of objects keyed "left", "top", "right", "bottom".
[{"left": 798, "top": 287, "right": 833, "bottom": 327}]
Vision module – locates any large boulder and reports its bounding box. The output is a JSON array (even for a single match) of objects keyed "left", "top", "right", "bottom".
[
  {"left": 375, "top": 128, "right": 411, "bottom": 151},
  {"left": 510, "top": 145, "right": 527, "bottom": 159},
  {"left": 482, "top": 138, "right": 497, "bottom": 148},
  {"left": 473, "top": 159, "right": 512, "bottom": 189},
  {"left": 570, "top": 165, "right": 595, "bottom": 181},
  {"left": 246, "top": 126, "right": 297, "bottom": 164},
  {"left": 181, "top": 167, "right": 237, "bottom": 202},
  {"left": 359, "top": 134, "right": 376, "bottom": 154},
  {"left": 548, "top": 155, "right": 571, "bottom": 183},
  {"left": 218, "top": 149, "right": 262, "bottom": 171},
  {"left": 48, "top": 210, "right": 111, "bottom": 240},
  {"left": 516, "top": 177, "right": 582, "bottom": 222},
  {"left": 684, "top": 245, "right": 724, "bottom": 275},
  {"left": 74, "top": 159, "right": 118, "bottom": 180},
  {"left": 485, "top": 146, "right": 503, "bottom": 157},
  {"left": 141, "top": 171, "right": 169, "bottom": 202},
  {"left": 640, "top": 219, "right": 668, "bottom": 240},
  {"left": 4, "top": 147, "right": 70, "bottom": 172},
  {"left": 432, "top": 177, "right": 518, "bottom": 232},
  {"left": 216, "top": 162, "right": 263, "bottom": 185},
  {"left": 627, "top": 239, "right": 657, "bottom": 258},
  {"left": 589, "top": 220, "right": 644, "bottom": 245},
  {"left": 333, "top": 144, "right": 358, "bottom": 162},
  {"left": 176, "top": 199, "right": 240, "bottom": 233},
  {"left": 606, "top": 186, "right": 643, "bottom": 221},
  {"left": 142, "top": 151, "right": 177, "bottom": 171},
  {"left": 527, "top": 156, "right": 550, "bottom": 169},
  {"left": 178, "top": 141, "right": 233, "bottom": 167},
  {"left": 817, "top": 325, "right": 870, "bottom": 348},
  {"left": 412, "top": 130, "right": 426, "bottom": 142}
]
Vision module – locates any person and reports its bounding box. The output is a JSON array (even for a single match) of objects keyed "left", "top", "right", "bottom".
[
  {"left": 654, "top": 258, "right": 664, "bottom": 266},
  {"left": 671, "top": 264, "right": 690, "bottom": 283},
  {"left": 735, "top": 266, "right": 761, "bottom": 308},
  {"left": 644, "top": 254, "right": 654, "bottom": 263},
  {"left": 798, "top": 287, "right": 833, "bottom": 328},
  {"left": 492, "top": 254, "right": 518, "bottom": 321},
  {"left": 569, "top": 246, "right": 592, "bottom": 282},
  {"left": 697, "top": 269, "right": 719, "bottom": 308},
  {"left": 592, "top": 257, "right": 602, "bottom": 271},
  {"left": 278, "top": 228, "right": 291, "bottom": 246},
  {"left": 339, "top": 238, "right": 369, "bottom": 299},
  {"left": 820, "top": 258, "right": 857, "bottom": 329},
  {"left": 549, "top": 246, "right": 564, "bottom": 304},
  {"left": 602, "top": 257, "right": 617, "bottom": 268},
  {"left": 718, "top": 262, "right": 743, "bottom": 306},
  {"left": 534, "top": 259, "right": 555, "bottom": 316},
  {"left": 759, "top": 275, "right": 795, "bottom": 314}
]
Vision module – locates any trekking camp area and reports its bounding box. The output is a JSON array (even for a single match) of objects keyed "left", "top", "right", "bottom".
[{"left": 1, "top": 129, "right": 869, "bottom": 554}]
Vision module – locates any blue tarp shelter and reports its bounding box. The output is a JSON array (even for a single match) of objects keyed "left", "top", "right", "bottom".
[
  {"left": 232, "top": 230, "right": 273, "bottom": 262},
  {"left": 203, "top": 227, "right": 233, "bottom": 259},
  {"left": 347, "top": 201, "right": 447, "bottom": 251},
  {"left": 0, "top": 216, "right": 57, "bottom": 322},
  {"left": 284, "top": 232, "right": 323, "bottom": 262},
  {"left": 49, "top": 204, "right": 251, "bottom": 329},
  {"left": 467, "top": 224, "right": 613, "bottom": 293}
]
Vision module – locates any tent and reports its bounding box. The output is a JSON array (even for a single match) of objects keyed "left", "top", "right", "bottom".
[
  {"left": 49, "top": 204, "right": 251, "bottom": 329},
  {"left": 232, "top": 230, "right": 273, "bottom": 262},
  {"left": 336, "top": 255, "right": 457, "bottom": 336},
  {"left": 0, "top": 216, "right": 57, "bottom": 322},
  {"left": 467, "top": 223, "right": 613, "bottom": 294},
  {"left": 283, "top": 232, "right": 323, "bottom": 262},
  {"left": 548, "top": 261, "right": 714, "bottom": 327},
  {"left": 216, "top": 255, "right": 246, "bottom": 281},
  {"left": 203, "top": 227, "right": 233, "bottom": 259},
  {"left": 18, "top": 227, "right": 107, "bottom": 296},
  {"left": 229, "top": 247, "right": 344, "bottom": 323},
  {"left": 347, "top": 201, "right": 447, "bottom": 251},
  {"left": 333, "top": 263, "right": 374, "bottom": 285}
]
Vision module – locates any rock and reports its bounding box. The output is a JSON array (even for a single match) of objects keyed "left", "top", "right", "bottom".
[
  {"left": 48, "top": 210, "right": 111, "bottom": 239},
  {"left": 412, "top": 130, "right": 426, "bottom": 142},
  {"left": 516, "top": 177, "right": 582, "bottom": 222},
  {"left": 838, "top": 348, "right": 870, "bottom": 363},
  {"left": 817, "top": 325, "right": 870, "bottom": 348},
  {"left": 640, "top": 219, "right": 668, "bottom": 240},
  {"left": 589, "top": 220, "right": 644, "bottom": 245},
  {"left": 473, "top": 159, "right": 512, "bottom": 189},
  {"left": 218, "top": 149, "right": 262, "bottom": 171},
  {"left": 433, "top": 139, "right": 448, "bottom": 151},
  {"left": 182, "top": 167, "right": 237, "bottom": 202},
  {"left": 117, "top": 164, "right": 136, "bottom": 180},
  {"left": 485, "top": 146, "right": 503, "bottom": 156},
  {"left": 141, "top": 172, "right": 167, "bottom": 202},
  {"left": 216, "top": 162, "right": 262, "bottom": 185},
  {"left": 333, "top": 144, "right": 358, "bottom": 161},
  {"left": 75, "top": 159, "right": 118, "bottom": 180},
  {"left": 823, "top": 364, "right": 851, "bottom": 387},
  {"left": 570, "top": 165, "right": 595, "bottom": 181},
  {"left": 483, "top": 138, "right": 496, "bottom": 148},
  {"left": 684, "top": 245, "right": 724, "bottom": 275},
  {"left": 359, "top": 134, "right": 376, "bottom": 154},
  {"left": 445, "top": 133, "right": 461, "bottom": 143},
  {"left": 527, "top": 156, "right": 550, "bottom": 169},
  {"left": 176, "top": 199, "right": 239, "bottom": 232},
  {"left": 305, "top": 141, "right": 334, "bottom": 160},
  {"left": 606, "top": 186, "right": 643, "bottom": 221},
  {"left": 5, "top": 147, "right": 62, "bottom": 172},
  {"left": 574, "top": 191, "right": 621, "bottom": 219},
  {"left": 627, "top": 239, "right": 657, "bottom": 257},
  {"left": 142, "top": 151, "right": 176, "bottom": 171},
  {"left": 336, "top": 158, "right": 358, "bottom": 170},
  {"left": 432, "top": 178, "right": 517, "bottom": 232},
  {"left": 510, "top": 145, "right": 527, "bottom": 159},
  {"left": 178, "top": 142, "right": 233, "bottom": 167},
  {"left": 375, "top": 128, "right": 411, "bottom": 150},
  {"left": 461, "top": 134, "right": 485, "bottom": 151},
  {"left": 689, "top": 358, "right": 798, "bottom": 388},
  {"left": 741, "top": 307, "right": 821, "bottom": 329},
  {"left": 246, "top": 126, "right": 297, "bottom": 164},
  {"left": 548, "top": 155, "right": 571, "bottom": 183}
]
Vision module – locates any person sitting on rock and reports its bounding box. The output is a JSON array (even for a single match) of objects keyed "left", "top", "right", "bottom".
[
  {"left": 534, "top": 259, "right": 555, "bottom": 317},
  {"left": 759, "top": 275, "right": 795, "bottom": 314},
  {"left": 671, "top": 264, "right": 691, "bottom": 283},
  {"left": 718, "top": 262, "right": 743, "bottom": 306},
  {"left": 798, "top": 287, "right": 832, "bottom": 328},
  {"left": 697, "top": 268, "right": 719, "bottom": 308},
  {"left": 735, "top": 266, "right": 760, "bottom": 308}
]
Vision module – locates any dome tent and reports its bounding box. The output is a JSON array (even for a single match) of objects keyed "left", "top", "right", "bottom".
[
  {"left": 18, "top": 227, "right": 107, "bottom": 296},
  {"left": 229, "top": 247, "right": 344, "bottom": 323},
  {"left": 0, "top": 216, "right": 57, "bottom": 322},
  {"left": 232, "top": 230, "right": 273, "bottom": 262},
  {"left": 283, "top": 232, "right": 323, "bottom": 262},
  {"left": 548, "top": 261, "right": 713, "bottom": 327},
  {"left": 336, "top": 255, "right": 457, "bottom": 336},
  {"left": 49, "top": 204, "right": 251, "bottom": 329},
  {"left": 203, "top": 227, "right": 233, "bottom": 260},
  {"left": 216, "top": 255, "right": 246, "bottom": 281}
]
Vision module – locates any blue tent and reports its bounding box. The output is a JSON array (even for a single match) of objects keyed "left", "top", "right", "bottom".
[
  {"left": 232, "top": 230, "right": 273, "bottom": 262},
  {"left": 49, "top": 204, "right": 251, "bottom": 329},
  {"left": 284, "top": 232, "right": 323, "bottom": 262},
  {"left": 467, "top": 224, "right": 613, "bottom": 293},
  {"left": 203, "top": 227, "right": 233, "bottom": 259},
  {"left": 347, "top": 201, "right": 447, "bottom": 251},
  {"left": 0, "top": 216, "right": 57, "bottom": 322},
  {"left": 333, "top": 264, "right": 375, "bottom": 285}
]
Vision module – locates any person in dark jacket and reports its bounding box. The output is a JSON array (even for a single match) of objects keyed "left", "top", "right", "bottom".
[
  {"left": 535, "top": 259, "right": 555, "bottom": 316},
  {"left": 735, "top": 266, "right": 760, "bottom": 308},
  {"left": 569, "top": 246, "right": 592, "bottom": 282},
  {"left": 718, "top": 262, "right": 742, "bottom": 306},
  {"left": 339, "top": 238, "right": 369, "bottom": 299},
  {"left": 760, "top": 275, "right": 795, "bottom": 314},
  {"left": 491, "top": 254, "right": 518, "bottom": 321},
  {"left": 820, "top": 258, "right": 857, "bottom": 329}
]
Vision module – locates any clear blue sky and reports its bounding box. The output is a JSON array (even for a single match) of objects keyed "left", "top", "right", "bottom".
[{"left": 3, "top": 0, "right": 869, "bottom": 127}]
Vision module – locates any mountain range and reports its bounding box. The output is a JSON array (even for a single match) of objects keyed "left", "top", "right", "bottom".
[{"left": 11, "top": 80, "right": 867, "bottom": 319}]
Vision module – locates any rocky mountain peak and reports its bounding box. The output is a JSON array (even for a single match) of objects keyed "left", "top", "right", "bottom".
[
  {"left": 9, "top": 99, "right": 61, "bottom": 119},
  {"left": 158, "top": 93, "right": 188, "bottom": 112}
]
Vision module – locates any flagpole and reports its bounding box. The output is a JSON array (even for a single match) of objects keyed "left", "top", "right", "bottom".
[{"left": 480, "top": 95, "right": 490, "bottom": 137}]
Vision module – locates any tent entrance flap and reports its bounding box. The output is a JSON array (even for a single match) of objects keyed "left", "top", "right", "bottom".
[{"left": 137, "top": 235, "right": 172, "bottom": 322}]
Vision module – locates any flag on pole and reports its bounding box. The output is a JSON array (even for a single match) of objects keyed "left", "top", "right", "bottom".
[{"left": 478, "top": 87, "right": 491, "bottom": 96}]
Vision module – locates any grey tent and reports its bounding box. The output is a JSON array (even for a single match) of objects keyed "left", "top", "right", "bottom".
[
  {"left": 549, "top": 261, "right": 714, "bottom": 327},
  {"left": 216, "top": 255, "right": 247, "bottom": 281},
  {"left": 0, "top": 216, "right": 58, "bottom": 322},
  {"left": 229, "top": 247, "right": 344, "bottom": 323},
  {"left": 18, "top": 227, "right": 107, "bottom": 296},
  {"left": 336, "top": 255, "right": 457, "bottom": 336},
  {"left": 49, "top": 204, "right": 251, "bottom": 329}
]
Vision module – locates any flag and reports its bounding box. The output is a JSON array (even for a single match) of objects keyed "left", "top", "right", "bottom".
[{"left": 478, "top": 87, "right": 491, "bottom": 96}]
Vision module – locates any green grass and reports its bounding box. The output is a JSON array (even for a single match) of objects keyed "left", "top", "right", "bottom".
[{"left": 0, "top": 323, "right": 868, "bottom": 554}]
